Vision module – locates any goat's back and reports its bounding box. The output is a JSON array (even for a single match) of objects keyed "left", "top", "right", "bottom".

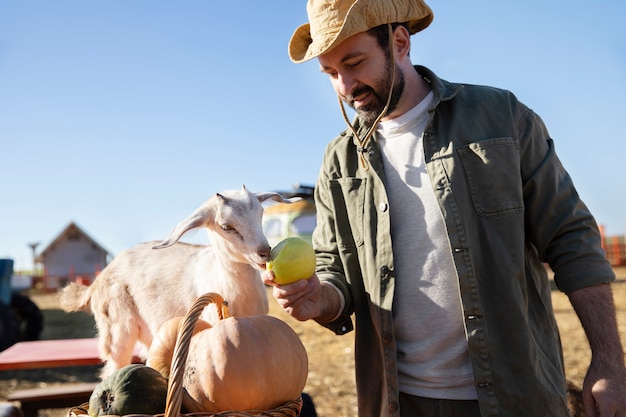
[
  {"left": 102, "top": 241, "right": 205, "bottom": 331},
  {"left": 61, "top": 241, "right": 205, "bottom": 332}
]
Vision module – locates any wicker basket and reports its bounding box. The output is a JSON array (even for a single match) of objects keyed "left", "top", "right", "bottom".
[{"left": 68, "top": 293, "right": 303, "bottom": 417}]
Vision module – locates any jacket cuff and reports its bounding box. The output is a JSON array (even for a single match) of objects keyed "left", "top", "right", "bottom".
[{"left": 316, "top": 282, "right": 353, "bottom": 335}]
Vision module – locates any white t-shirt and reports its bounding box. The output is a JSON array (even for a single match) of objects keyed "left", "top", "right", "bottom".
[{"left": 377, "top": 91, "right": 477, "bottom": 400}]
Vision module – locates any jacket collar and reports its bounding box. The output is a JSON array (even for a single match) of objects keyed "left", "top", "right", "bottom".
[
  {"left": 348, "top": 66, "right": 462, "bottom": 140},
  {"left": 415, "top": 65, "right": 463, "bottom": 104}
]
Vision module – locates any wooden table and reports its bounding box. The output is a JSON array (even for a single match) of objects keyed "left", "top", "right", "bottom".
[
  {"left": 0, "top": 337, "right": 143, "bottom": 371},
  {"left": 0, "top": 338, "right": 143, "bottom": 417}
]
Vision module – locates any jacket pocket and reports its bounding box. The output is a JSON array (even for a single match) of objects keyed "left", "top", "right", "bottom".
[
  {"left": 457, "top": 138, "right": 524, "bottom": 217},
  {"left": 329, "top": 178, "right": 366, "bottom": 247}
]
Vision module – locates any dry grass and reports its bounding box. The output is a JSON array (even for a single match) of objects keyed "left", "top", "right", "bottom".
[{"left": 1, "top": 267, "right": 624, "bottom": 417}]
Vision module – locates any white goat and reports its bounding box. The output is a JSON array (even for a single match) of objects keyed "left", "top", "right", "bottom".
[{"left": 60, "top": 185, "right": 295, "bottom": 378}]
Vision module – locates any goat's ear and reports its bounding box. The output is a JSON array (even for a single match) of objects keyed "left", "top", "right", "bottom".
[
  {"left": 153, "top": 208, "right": 213, "bottom": 250},
  {"left": 255, "top": 192, "right": 301, "bottom": 204}
]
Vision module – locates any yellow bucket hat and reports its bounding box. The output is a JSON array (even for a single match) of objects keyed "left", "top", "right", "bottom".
[{"left": 288, "top": 0, "right": 433, "bottom": 63}]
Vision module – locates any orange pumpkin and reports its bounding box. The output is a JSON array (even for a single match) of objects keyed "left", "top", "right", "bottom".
[
  {"left": 153, "top": 293, "right": 308, "bottom": 413},
  {"left": 147, "top": 316, "right": 211, "bottom": 378},
  {"left": 183, "top": 313, "right": 308, "bottom": 412}
]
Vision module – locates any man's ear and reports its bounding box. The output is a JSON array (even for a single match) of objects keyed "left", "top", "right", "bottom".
[{"left": 393, "top": 25, "right": 412, "bottom": 60}]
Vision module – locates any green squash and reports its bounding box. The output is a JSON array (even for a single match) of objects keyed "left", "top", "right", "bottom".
[{"left": 89, "top": 364, "right": 168, "bottom": 416}]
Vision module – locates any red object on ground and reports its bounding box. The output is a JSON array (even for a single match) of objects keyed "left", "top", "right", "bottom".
[{"left": 0, "top": 338, "right": 142, "bottom": 371}]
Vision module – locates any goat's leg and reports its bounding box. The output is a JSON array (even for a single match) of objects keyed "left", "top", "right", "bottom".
[
  {"left": 97, "top": 318, "right": 139, "bottom": 379},
  {"left": 92, "top": 284, "right": 143, "bottom": 379}
]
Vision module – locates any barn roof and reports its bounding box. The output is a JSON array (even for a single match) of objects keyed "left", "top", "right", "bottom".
[{"left": 36, "top": 221, "right": 111, "bottom": 262}]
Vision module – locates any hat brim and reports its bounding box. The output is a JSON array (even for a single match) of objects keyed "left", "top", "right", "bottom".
[
  {"left": 288, "top": 1, "right": 433, "bottom": 64},
  {"left": 288, "top": 23, "right": 317, "bottom": 64}
]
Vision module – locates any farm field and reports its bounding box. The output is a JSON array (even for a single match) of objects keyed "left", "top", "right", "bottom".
[{"left": 1, "top": 266, "right": 625, "bottom": 417}]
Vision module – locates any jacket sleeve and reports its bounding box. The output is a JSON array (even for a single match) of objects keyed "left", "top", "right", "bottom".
[
  {"left": 311, "top": 144, "right": 355, "bottom": 335},
  {"left": 516, "top": 104, "right": 615, "bottom": 292}
]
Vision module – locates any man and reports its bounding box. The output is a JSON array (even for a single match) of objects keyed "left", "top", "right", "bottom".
[{"left": 264, "top": 0, "right": 626, "bottom": 416}]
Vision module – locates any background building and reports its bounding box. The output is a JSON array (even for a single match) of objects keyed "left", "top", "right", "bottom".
[{"left": 36, "top": 222, "right": 110, "bottom": 290}]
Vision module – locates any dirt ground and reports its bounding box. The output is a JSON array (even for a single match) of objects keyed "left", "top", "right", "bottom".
[{"left": 1, "top": 266, "right": 625, "bottom": 417}]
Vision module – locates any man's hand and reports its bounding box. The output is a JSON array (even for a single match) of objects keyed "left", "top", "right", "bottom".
[
  {"left": 582, "top": 362, "right": 626, "bottom": 417},
  {"left": 263, "top": 271, "right": 323, "bottom": 321},
  {"left": 568, "top": 284, "right": 626, "bottom": 417},
  {"left": 263, "top": 271, "right": 343, "bottom": 323}
]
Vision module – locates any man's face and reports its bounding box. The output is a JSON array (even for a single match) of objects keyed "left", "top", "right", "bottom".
[{"left": 318, "top": 31, "right": 404, "bottom": 124}]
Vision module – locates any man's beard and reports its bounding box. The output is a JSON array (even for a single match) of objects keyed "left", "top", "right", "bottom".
[{"left": 345, "top": 62, "right": 405, "bottom": 125}]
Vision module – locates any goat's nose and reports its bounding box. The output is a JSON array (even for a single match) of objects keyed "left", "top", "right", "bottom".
[{"left": 258, "top": 244, "right": 271, "bottom": 259}]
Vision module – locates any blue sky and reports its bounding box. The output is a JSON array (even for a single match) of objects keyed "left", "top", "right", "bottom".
[{"left": 1, "top": 1, "right": 625, "bottom": 271}]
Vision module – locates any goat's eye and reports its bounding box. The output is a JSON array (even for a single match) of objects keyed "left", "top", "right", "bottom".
[{"left": 220, "top": 224, "right": 235, "bottom": 233}]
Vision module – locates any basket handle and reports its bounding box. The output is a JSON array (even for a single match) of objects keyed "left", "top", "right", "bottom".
[{"left": 164, "top": 292, "right": 228, "bottom": 417}]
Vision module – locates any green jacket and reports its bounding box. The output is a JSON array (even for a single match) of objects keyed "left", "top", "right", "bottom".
[{"left": 312, "top": 66, "right": 615, "bottom": 417}]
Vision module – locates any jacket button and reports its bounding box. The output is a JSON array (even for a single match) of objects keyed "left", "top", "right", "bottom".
[
  {"left": 388, "top": 402, "right": 398, "bottom": 412},
  {"left": 382, "top": 332, "right": 392, "bottom": 344},
  {"left": 379, "top": 202, "right": 388, "bottom": 212},
  {"left": 380, "top": 265, "right": 391, "bottom": 278}
]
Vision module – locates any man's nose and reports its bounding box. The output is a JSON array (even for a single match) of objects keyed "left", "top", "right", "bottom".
[{"left": 336, "top": 73, "right": 356, "bottom": 98}]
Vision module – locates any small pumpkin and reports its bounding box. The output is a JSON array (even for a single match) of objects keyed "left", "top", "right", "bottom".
[
  {"left": 157, "top": 293, "right": 308, "bottom": 413},
  {"left": 147, "top": 316, "right": 211, "bottom": 378},
  {"left": 183, "top": 311, "right": 308, "bottom": 412},
  {"left": 88, "top": 364, "right": 168, "bottom": 416}
]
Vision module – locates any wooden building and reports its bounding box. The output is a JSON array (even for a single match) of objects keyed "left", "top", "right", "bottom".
[{"left": 36, "top": 222, "right": 110, "bottom": 290}]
